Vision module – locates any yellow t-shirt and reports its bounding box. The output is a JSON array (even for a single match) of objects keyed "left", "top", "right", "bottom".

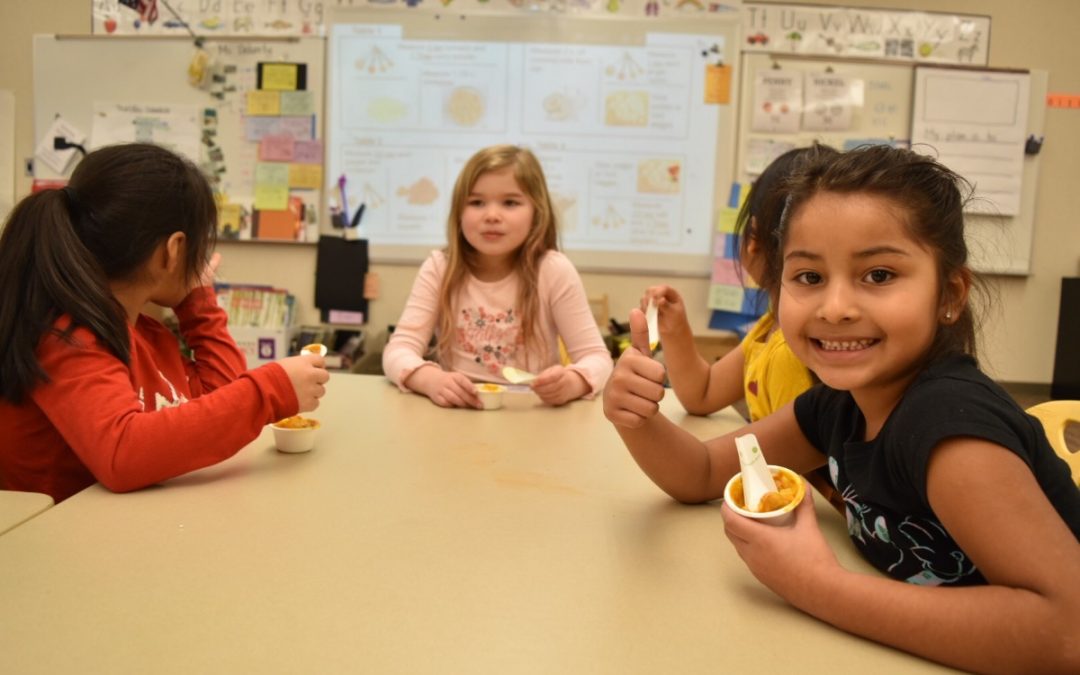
[{"left": 740, "top": 312, "right": 813, "bottom": 421}]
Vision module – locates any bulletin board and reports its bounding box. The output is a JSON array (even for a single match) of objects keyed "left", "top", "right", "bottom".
[
  {"left": 32, "top": 35, "right": 326, "bottom": 242},
  {"left": 735, "top": 53, "right": 1048, "bottom": 276},
  {"left": 325, "top": 9, "right": 741, "bottom": 276}
]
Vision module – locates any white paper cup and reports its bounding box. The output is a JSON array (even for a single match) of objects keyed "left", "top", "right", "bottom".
[
  {"left": 724, "top": 465, "right": 806, "bottom": 525},
  {"left": 271, "top": 417, "right": 320, "bottom": 453},
  {"left": 475, "top": 383, "right": 505, "bottom": 410}
]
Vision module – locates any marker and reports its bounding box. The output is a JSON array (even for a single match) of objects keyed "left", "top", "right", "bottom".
[
  {"left": 337, "top": 174, "right": 350, "bottom": 224},
  {"left": 350, "top": 202, "right": 366, "bottom": 229}
]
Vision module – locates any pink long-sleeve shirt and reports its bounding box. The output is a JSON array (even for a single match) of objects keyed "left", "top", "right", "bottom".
[{"left": 383, "top": 250, "right": 613, "bottom": 396}]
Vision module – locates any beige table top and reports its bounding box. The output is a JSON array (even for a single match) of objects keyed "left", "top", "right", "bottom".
[
  {"left": 0, "top": 490, "right": 53, "bottom": 536},
  {"left": 0, "top": 375, "right": 950, "bottom": 674}
]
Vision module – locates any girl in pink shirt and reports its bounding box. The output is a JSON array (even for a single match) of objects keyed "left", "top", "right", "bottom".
[
  {"left": 383, "top": 145, "right": 612, "bottom": 408},
  {"left": 0, "top": 143, "right": 329, "bottom": 502}
]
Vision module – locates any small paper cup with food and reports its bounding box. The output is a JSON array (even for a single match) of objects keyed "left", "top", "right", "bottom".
[
  {"left": 271, "top": 415, "right": 320, "bottom": 453},
  {"left": 475, "top": 383, "right": 505, "bottom": 410},
  {"left": 724, "top": 465, "right": 806, "bottom": 525}
]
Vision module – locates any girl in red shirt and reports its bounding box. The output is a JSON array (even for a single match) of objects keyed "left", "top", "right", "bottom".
[{"left": 0, "top": 143, "right": 329, "bottom": 502}]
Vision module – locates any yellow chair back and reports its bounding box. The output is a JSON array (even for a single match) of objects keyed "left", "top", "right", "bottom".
[{"left": 1026, "top": 400, "right": 1080, "bottom": 486}]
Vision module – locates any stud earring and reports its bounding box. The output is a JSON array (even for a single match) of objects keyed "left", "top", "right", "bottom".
[{"left": 945, "top": 311, "right": 953, "bottom": 321}]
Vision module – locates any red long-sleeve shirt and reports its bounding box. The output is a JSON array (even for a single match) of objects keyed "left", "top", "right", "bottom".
[{"left": 0, "top": 287, "right": 297, "bottom": 502}]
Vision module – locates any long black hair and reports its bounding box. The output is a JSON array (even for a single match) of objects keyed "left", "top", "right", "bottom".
[{"left": 0, "top": 143, "right": 217, "bottom": 402}]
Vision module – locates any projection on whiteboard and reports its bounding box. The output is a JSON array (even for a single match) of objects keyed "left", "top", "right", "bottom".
[{"left": 328, "top": 23, "right": 723, "bottom": 257}]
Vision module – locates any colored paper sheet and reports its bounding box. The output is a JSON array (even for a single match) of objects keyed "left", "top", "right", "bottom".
[
  {"left": 278, "top": 116, "right": 314, "bottom": 140},
  {"left": 740, "top": 287, "right": 769, "bottom": 313},
  {"left": 711, "top": 257, "right": 743, "bottom": 286},
  {"left": 259, "top": 135, "right": 295, "bottom": 162},
  {"left": 293, "top": 139, "right": 323, "bottom": 165},
  {"left": 717, "top": 206, "right": 739, "bottom": 234},
  {"left": 255, "top": 162, "right": 289, "bottom": 186},
  {"left": 289, "top": 163, "right": 323, "bottom": 189},
  {"left": 708, "top": 310, "right": 759, "bottom": 336},
  {"left": 708, "top": 284, "right": 745, "bottom": 312},
  {"left": 260, "top": 63, "right": 299, "bottom": 91},
  {"left": 254, "top": 184, "right": 289, "bottom": 211},
  {"left": 256, "top": 209, "right": 300, "bottom": 240},
  {"left": 280, "top": 91, "right": 315, "bottom": 116},
  {"left": 246, "top": 90, "right": 281, "bottom": 116},
  {"left": 704, "top": 64, "right": 731, "bottom": 105},
  {"left": 245, "top": 117, "right": 280, "bottom": 142}
]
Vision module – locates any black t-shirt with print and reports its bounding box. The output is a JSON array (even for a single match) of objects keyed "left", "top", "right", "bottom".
[{"left": 794, "top": 354, "right": 1080, "bottom": 586}]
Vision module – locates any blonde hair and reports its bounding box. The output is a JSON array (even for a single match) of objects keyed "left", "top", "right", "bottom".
[{"left": 435, "top": 145, "right": 559, "bottom": 365}]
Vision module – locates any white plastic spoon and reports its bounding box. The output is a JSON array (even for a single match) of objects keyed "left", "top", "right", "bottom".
[
  {"left": 301, "top": 343, "right": 328, "bottom": 358},
  {"left": 734, "top": 433, "right": 779, "bottom": 512},
  {"left": 645, "top": 299, "right": 660, "bottom": 351},
  {"left": 502, "top": 366, "right": 537, "bottom": 384}
]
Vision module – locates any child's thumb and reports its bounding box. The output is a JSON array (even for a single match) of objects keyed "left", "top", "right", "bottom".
[{"left": 628, "top": 308, "right": 651, "bottom": 356}]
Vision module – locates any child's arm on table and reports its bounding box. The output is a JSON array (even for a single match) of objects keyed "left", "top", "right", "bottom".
[
  {"left": 722, "top": 437, "right": 1080, "bottom": 674},
  {"left": 532, "top": 255, "right": 612, "bottom": 406},
  {"left": 33, "top": 334, "right": 312, "bottom": 493},
  {"left": 642, "top": 285, "right": 744, "bottom": 416},
  {"left": 604, "top": 308, "right": 821, "bottom": 503},
  {"left": 404, "top": 365, "right": 481, "bottom": 409},
  {"left": 382, "top": 255, "right": 481, "bottom": 409}
]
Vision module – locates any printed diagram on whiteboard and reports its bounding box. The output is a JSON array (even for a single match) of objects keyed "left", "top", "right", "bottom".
[{"left": 328, "top": 25, "right": 724, "bottom": 257}]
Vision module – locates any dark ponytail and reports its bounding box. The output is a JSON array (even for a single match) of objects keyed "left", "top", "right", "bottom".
[{"left": 0, "top": 143, "right": 217, "bottom": 403}]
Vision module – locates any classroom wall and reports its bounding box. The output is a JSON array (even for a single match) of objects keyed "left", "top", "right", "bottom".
[{"left": 3, "top": 0, "right": 1078, "bottom": 383}]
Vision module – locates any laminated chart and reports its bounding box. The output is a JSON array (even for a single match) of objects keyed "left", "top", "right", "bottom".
[{"left": 328, "top": 22, "right": 724, "bottom": 258}]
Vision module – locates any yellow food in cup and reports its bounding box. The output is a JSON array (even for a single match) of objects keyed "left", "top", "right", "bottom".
[
  {"left": 729, "top": 469, "right": 800, "bottom": 512},
  {"left": 478, "top": 383, "right": 503, "bottom": 392},
  {"left": 273, "top": 416, "right": 320, "bottom": 429},
  {"left": 302, "top": 343, "right": 325, "bottom": 354}
]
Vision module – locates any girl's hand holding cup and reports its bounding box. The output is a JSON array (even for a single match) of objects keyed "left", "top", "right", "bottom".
[{"left": 603, "top": 309, "right": 666, "bottom": 429}]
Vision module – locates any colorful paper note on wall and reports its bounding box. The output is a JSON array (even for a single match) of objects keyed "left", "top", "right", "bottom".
[
  {"left": 708, "top": 284, "right": 745, "bottom": 312},
  {"left": 255, "top": 197, "right": 303, "bottom": 240},
  {"left": 705, "top": 64, "right": 732, "bottom": 104},
  {"left": 293, "top": 140, "right": 323, "bottom": 165},
  {"left": 246, "top": 90, "right": 281, "bottom": 116},
  {"left": 254, "top": 162, "right": 290, "bottom": 211},
  {"left": 258, "top": 63, "right": 303, "bottom": 91},
  {"left": 712, "top": 258, "right": 743, "bottom": 286},
  {"left": 717, "top": 207, "right": 739, "bottom": 234},
  {"left": 278, "top": 116, "right": 314, "bottom": 140},
  {"left": 280, "top": 91, "right": 315, "bottom": 116},
  {"left": 254, "top": 185, "right": 289, "bottom": 211},
  {"left": 259, "top": 135, "right": 295, "bottom": 162},
  {"left": 289, "top": 163, "right": 323, "bottom": 190}
]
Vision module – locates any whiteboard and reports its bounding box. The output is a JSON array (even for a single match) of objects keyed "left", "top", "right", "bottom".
[
  {"left": 325, "top": 9, "right": 740, "bottom": 276},
  {"left": 736, "top": 53, "right": 1046, "bottom": 275},
  {"left": 33, "top": 35, "right": 326, "bottom": 238}
]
